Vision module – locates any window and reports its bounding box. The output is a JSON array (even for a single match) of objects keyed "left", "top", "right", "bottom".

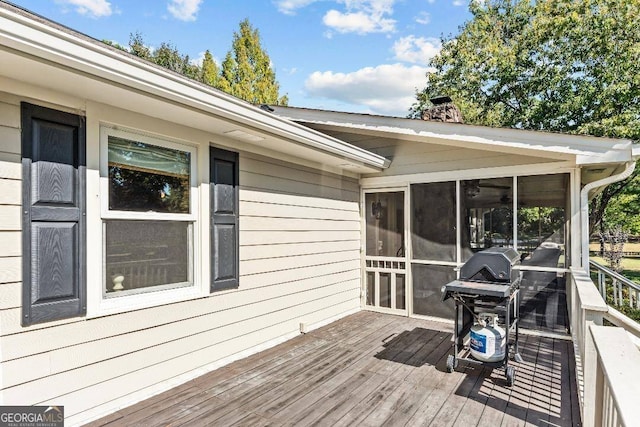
[
  {"left": 411, "top": 182, "right": 456, "bottom": 262},
  {"left": 460, "top": 177, "right": 514, "bottom": 261},
  {"left": 365, "top": 192, "right": 404, "bottom": 257},
  {"left": 101, "top": 128, "right": 197, "bottom": 298}
]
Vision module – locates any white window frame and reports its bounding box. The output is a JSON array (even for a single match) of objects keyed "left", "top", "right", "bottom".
[{"left": 94, "top": 125, "right": 203, "bottom": 315}]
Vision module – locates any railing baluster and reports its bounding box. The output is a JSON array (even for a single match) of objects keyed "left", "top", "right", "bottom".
[
  {"left": 590, "top": 260, "right": 640, "bottom": 315},
  {"left": 618, "top": 279, "right": 624, "bottom": 307}
]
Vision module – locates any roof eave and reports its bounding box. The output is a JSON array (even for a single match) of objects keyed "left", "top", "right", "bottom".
[
  {"left": 0, "top": 3, "right": 388, "bottom": 172},
  {"left": 272, "top": 106, "right": 635, "bottom": 166}
]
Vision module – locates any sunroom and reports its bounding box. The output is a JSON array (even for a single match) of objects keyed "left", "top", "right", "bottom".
[{"left": 271, "top": 106, "right": 636, "bottom": 336}]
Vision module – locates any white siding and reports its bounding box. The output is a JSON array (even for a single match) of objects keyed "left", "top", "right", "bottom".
[
  {"left": 0, "top": 94, "right": 362, "bottom": 425},
  {"left": 0, "top": 97, "right": 21, "bottom": 350},
  {"left": 323, "top": 131, "right": 561, "bottom": 177}
]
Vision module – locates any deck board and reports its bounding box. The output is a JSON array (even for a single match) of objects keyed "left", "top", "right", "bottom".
[{"left": 86, "top": 312, "right": 580, "bottom": 427}]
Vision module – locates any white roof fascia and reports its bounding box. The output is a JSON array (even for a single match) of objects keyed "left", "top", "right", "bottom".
[
  {"left": 273, "top": 106, "right": 634, "bottom": 166},
  {"left": 0, "top": 5, "right": 389, "bottom": 171},
  {"left": 633, "top": 145, "right": 640, "bottom": 159}
]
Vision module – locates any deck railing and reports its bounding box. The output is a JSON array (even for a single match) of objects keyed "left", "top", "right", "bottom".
[
  {"left": 589, "top": 260, "right": 640, "bottom": 346},
  {"left": 569, "top": 267, "right": 640, "bottom": 427},
  {"left": 587, "top": 326, "right": 640, "bottom": 427},
  {"left": 590, "top": 260, "right": 640, "bottom": 311}
]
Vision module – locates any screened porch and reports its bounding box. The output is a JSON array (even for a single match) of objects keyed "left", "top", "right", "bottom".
[{"left": 364, "top": 172, "right": 572, "bottom": 335}]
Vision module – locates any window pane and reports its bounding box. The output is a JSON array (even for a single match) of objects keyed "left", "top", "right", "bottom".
[
  {"left": 365, "top": 192, "right": 404, "bottom": 257},
  {"left": 517, "top": 174, "right": 569, "bottom": 268},
  {"left": 519, "top": 272, "right": 568, "bottom": 334},
  {"left": 108, "top": 136, "right": 190, "bottom": 213},
  {"left": 517, "top": 174, "right": 570, "bottom": 334},
  {"left": 366, "top": 271, "right": 375, "bottom": 306},
  {"left": 105, "top": 220, "right": 192, "bottom": 295},
  {"left": 395, "top": 274, "right": 405, "bottom": 310},
  {"left": 411, "top": 182, "right": 456, "bottom": 262},
  {"left": 461, "top": 177, "right": 513, "bottom": 261},
  {"left": 412, "top": 264, "right": 455, "bottom": 318},
  {"left": 380, "top": 273, "right": 391, "bottom": 308}
]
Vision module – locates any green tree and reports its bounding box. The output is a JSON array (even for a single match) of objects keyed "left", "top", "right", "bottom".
[
  {"left": 153, "top": 42, "right": 187, "bottom": 74},
  {"left": 411, "top": 0, "right": 640, "bottom": 232},
  {"left": 200, "top": 50, "right": 219, "bottom": 87},
  {"left": 219, "top": 19, "right": 288, "bottom": 105},
  {"left": 102, "top": 39, "right": 128, "bottom": 52},
  {"left": 603, "top": 175, "right": 640, "bottom": 234},
  {"left": 128, "top": 32, "right": 152, "bottom": 61}
]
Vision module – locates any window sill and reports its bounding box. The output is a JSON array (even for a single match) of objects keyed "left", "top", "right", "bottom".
[{"left": 88, "top": 284, "right": 206, "bottom": 318}]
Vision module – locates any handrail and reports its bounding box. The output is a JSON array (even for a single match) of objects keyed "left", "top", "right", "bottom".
[
  {"left": 589, "top": 260, "right": 640, "bottom": 309},
  {"left": 570, "top": 268, "right": 640, "bottom": 427},
  {"left": 588, "top": 326, "right": 640, "bottom": 426},
  {"left": 590, "top": 260, "right": 640, "bottom": 292},
  {"left": 604, "top": 307, "right": 640, "bottom": 347},
  {"left": 569, "top": 267, "right": 608, "bottom": 374}
]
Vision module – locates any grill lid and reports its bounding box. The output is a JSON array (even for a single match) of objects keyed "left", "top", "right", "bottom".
[{"left": 460, "top": 247, "right": 520, "bottom": 284}]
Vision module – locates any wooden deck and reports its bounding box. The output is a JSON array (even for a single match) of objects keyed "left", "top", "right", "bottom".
[{"left": 86, "top": 312, "right": 580, "bottom": 426}]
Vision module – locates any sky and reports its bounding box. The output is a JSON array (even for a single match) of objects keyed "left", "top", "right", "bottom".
[{"left": 10, "top": 0, "right": 473, "bottom": 117}]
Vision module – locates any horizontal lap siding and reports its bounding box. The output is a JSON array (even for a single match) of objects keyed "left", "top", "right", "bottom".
[
  {"left": 353, "top": 138, "right": 559, "bottom": 177},
  {"left": 0, "top": 108, "right": 362, "bottom": 426},
  {"left": 0, "top": 98, "right": 21, "bottom": 335}
]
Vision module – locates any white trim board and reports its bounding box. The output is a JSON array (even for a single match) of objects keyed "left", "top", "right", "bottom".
[
  {"left": 360, "top": 162, "right": 575, "bottom": 188},
  {"left": 271, "top": 106, "right": 635, "bottom": 166}
]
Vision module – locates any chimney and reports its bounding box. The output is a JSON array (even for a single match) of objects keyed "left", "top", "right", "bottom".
[{"left": 422, "top": 96, "right": 464, "bottom": 123}]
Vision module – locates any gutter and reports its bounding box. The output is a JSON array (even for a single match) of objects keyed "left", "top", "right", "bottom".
[
  {"left": 580, "top": 161, "right": 636, "bottom": 269},
  {"left": 0, "top": 3, "right": 389, "bottom": 171}
]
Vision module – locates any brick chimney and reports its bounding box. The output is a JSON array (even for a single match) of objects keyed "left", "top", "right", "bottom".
[{"left": 422, "top": 96, "right": 464, "bottom": 123}]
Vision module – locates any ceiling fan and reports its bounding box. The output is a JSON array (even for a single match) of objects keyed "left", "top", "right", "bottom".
[{"left": 464, "top": 179, "right": 511, "bottom": 199}]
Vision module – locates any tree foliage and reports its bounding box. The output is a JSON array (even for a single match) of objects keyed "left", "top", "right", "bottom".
[
  {"left": 200, "top": 50, "right": 219, "bottom": 87},
  {"left": 219, "top": 19, "right": 288, "bottom": 105},
  {"left": 411, "top": 0, "right": 640, "bottom": 233},
  {"left": 602, "top": 175, "right": 640, "bottom": 233},
  {"left": 108, "top": 21, "right": 288, "bottom": 106}
]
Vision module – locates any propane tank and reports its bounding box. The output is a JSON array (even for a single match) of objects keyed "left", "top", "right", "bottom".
[{"left": 469, "top": 313, "right": 506, "bottom": 363}]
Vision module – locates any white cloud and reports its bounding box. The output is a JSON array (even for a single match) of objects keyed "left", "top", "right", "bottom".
[
  {"left": 167, "top": 0, "right": 202, "bottom": 21},
  {"left": 56, "top": 0, "right": 112, "bottom": 18},
  {"left": 274, "top": 0, "right": 321, "bottom": 15},
  {"left": 304, "top": 63, "right": 429, "bottom": 116},
  {"left": 276, "top": 0, "right": 398, "bottom": 35},
  {"left": 415, "top": 11, "right": 430, "bottom": 25},
  {"left": 324, "top": 0, "right": 397, "bottom": 34},
  {"left": 323, "top": 9, "right": 395, "bottom": 34},
  {"left": 392, "top": 35, "right": 441, "bottom": 65},
  {"left": 453, "top": 0, "right": 466, "bottom": 6}
]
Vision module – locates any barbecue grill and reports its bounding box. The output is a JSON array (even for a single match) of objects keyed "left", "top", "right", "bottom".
[{"left": 442, "top": 247, "right": 522, "bottom": 386}]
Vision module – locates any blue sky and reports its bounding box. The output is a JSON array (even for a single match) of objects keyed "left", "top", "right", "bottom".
[{"left": 11, "top": 0, "right": 472, "bottom": 117}]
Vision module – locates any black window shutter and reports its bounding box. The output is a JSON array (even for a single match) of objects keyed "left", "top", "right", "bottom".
[
  {"left": 210, "top": 147, "right": 239, "bottom": 291},
  {"left": 21, "top": 103, "right": 86, "bottom": 326}
]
